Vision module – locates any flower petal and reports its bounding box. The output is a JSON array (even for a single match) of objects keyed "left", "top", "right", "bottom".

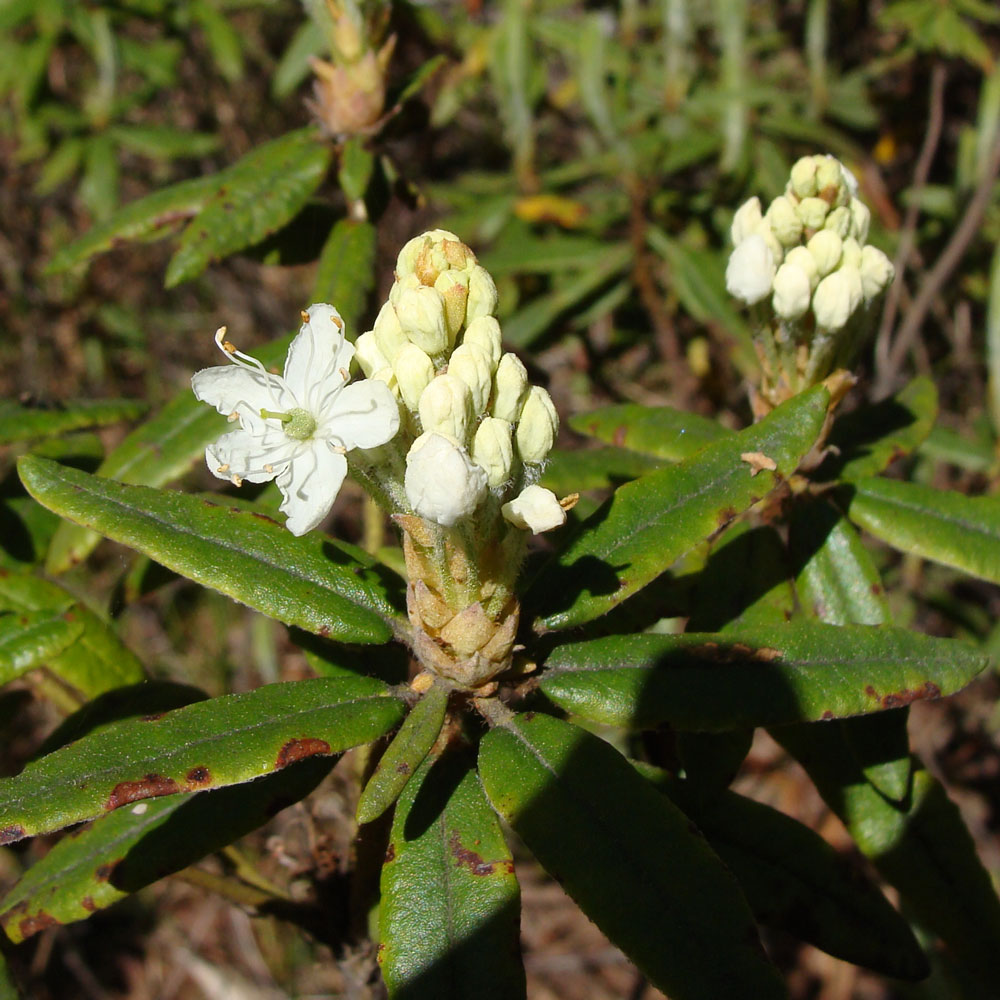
[
  {"left": 275, "top": 442, "right": 348, "bottom": 535},
  {"left": 192, "top": 365, "right": 294, "bottom": 425},
  {"left": 283, "top": 304, "right": 356, "bottom": 404},
  {"left": 206, "top": 428, "right": 287, "bottom": 484},
  {"left": 320, "top": 379, "right": 400, "bottom": 451}
]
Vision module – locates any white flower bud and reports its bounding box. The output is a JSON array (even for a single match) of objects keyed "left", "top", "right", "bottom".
[
  {"left": 370, "top": 366, "right": 401, "bottom": 400},
  {"left": 765, "top": 196, "right": 803, "bottom": 247},
  {"left": 783, "top": 245, "right": 819, "bottom": 290},
  {"left": 806, "top": 230, "right": 843, "bottom": 277},
  {"left": 354, "top": 331, "right": 389, "bottom": 378},
  {"left": 463, "top": 316, "right": 502, "bottom": 366},
  {"left": 753, "top": 220, "right": 784, "bottom": 263},
  {"left": 434, "top": 269, "right": 470, "bottom": 340},
  {"left": 418, "top": 373, "right": 473, "bottom": 442},
  {"left": 396, "top": 229, "right": 461, "bottom": 278},
  {"left": 824, "top": 205, "right": 852, "bottom": 238},
  {"left": 815, "top": 156, "right": 845, "bottom": 198},
  {"left": 472, "top": 417, "right": 513, "bottom": 488},
  {"left": 393, "top": 343, "right": 435, "bottom": 412},
  {"left": 813, "top": 266, "right": 863, "bottom": 331},
  {"left": 849, "top": 198, "right": 871, "bottom": 243},
  {"left": 515, "top": 385, "right": 558, "bottom": 464},
  {"left": 396, "top": 285, "right": 450, "bottom": 355},
  {"left": 796, "top": 196, "right": 830, "bottom": 230},
  {"left": 789, "top": 157, "right": 818, "bottom": 199},
  {"left": 501, "top": 485, "right": 566, "bottom": 533},
  {"left": 372, "top": 301, "right": 408, "bottom": 362},
  {"left": 467, "top": 265, "right": 498, "bottom": 321},
  {"left": 405, "top": 432, "right": 487, "bottom": 527},
  {"left": 492, "top": 352, "right": 529, "bottom": 422},
  {"left": 449, "top": 342, "right": 493, "bottom": 415},
  {"left": 840, "top": 236, "right": 862, "bottom": 271},
  {"left": 860, "top": 245, "right": 895, "bottom": 302},
  {"left": 731, "top": 196, "right": 763, "bottom": 246},
  {"left": 725, "top": 234, "right": 775, "bottom": 305},
  {"left": 772, "top": 262, "right": 812, "bottom": 320},
  {"left": 389, "top": 271, "right": 421, "bottom": 307}
]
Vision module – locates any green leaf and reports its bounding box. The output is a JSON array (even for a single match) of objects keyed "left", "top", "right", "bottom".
[
  {"left": 338, "top": 137, "right": 374, "bottom": 203},
  {"left": 0, "top": 757, "right": 333, "bottom": 942},
  {"left": 539, "top": 446, "right": 662, "bottom": 494},
  {"left": 190, "top": 0, "right": 244, "bottom": 82},
  {"left": 0, "top": 496, "right": 59, "bottom": 569},
  {"left": 529, "top": 386, "right": 829, "bottom": 630},
  {"left": 0, "top": 571, "right": 144, "bottom": 697},
  {"left": 478, "top": 713, "right": 785, "bottom": 1000},
  {"left": 776, "top": 727, "right": 1000, "bottom": 989},
  {"left": 356, "top": 683, "right": 448, "bottom": 825},
  {"left": 79, "top": 135, "right": 119, "bottom": 222},
  {"left": 19, "top": 456, "right": 401, "bottom": 644},
  {"left": 0, "top": 398, "right": 146, "bottom": 445},
  {"left": 0, "top": 674, "right": 404, "bottom": 843},
  {"left": 165, "top": 129, "right": 332, "bottom": 288},
  {"left": 0, "top": 609, "right": 83, "bottom": 686},
  {"left": 0, "top": 952, "right": 20, "bottom": 1000},
  {"left": 640, "top": 767, "right": 928, "bottom": 980},
  {"left": 568, "top": 403, "right": 729, "bottom": 461},
  {"left": 45, "top": 174, "right": 220, "bottom": 275},
  {"left": 847, "top": 477, "right": 1000, "bottom": 585},
  {"left": 310, "top": 219, "right": 377, "bottom": 330},
  {"left": 109, "top": 124, "right": 221, "bottom": 160},
  {"left": 379, "top": 751, "right": 524, "bottom": 999},
  {"left": 919, "top": 424, "right": 997, "bottom": 474},
  {"left": 818, "top": 376, "right": 938, "bottom": 481},
  {"left": 540, "top": 623, "right": 987, "bottom": 730},
  {"left": 272, "top": 19, "right": 325, "bottom": 99}
]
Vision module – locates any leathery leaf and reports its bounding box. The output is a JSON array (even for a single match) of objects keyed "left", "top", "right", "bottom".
[
  {"left": 0, "top": 609, "right": 83, "bottom": 686},
  {"left": 478, "top": 713, "right": 786, "bottom": 1000},
  {"left": 0, "top": 675, "right": 404, "bottom": 844}
]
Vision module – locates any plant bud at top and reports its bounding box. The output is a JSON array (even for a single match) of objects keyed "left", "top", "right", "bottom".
[
  {"left": 396, "top": 229, "right": 461, "bottom": 278},
  {"left": 405, "top": 432, "right": 487, "bottom": 527},
  {"left": 840, "top": 237, "right": 862, "bottom": 271},
  {"left": 807, "top": 230, "right": 843, "bottom": 277},
  {"left": 824, "top": 205, "right": 851, "bottom": 239},
  {"left": 472, "top": 417, "right": 513, "bottom": 488},
  {"left": 467, "top": 265, "right": 499, "bottom": 321},
  {"left": 434, "top": 269, "right": 470, "bottom": 340},
  {"left": 813, "top": 266, "right": 863, "bottom": 331},
  {"left": 501, "top": 484, "right": 566, "bottom": 533},
  {"left": 309, "top": 48, "right": 388, "bottom": 135},
  {"left": 766, "top": 196, "right": 803, "bottom": 247},
  {"left": 772, "top": 262, "right": 812, "bottom": 320},
  {"left": 725, "top": 234, "right": 775, "bottom": 305},
  {"left": 372, "top": 300, "right": 408, "bottom": 362},
  {"left": 393, "top": 343, "right": 435, "bottom": 412},
  {"left": 783, "top": 245, "right": 819, "bottom": 290},
  {"left": 396, "top": 284, "right": 450, "bottom": 355},
  {"left": 789, "top": 156, "right": 818, "bottom": 199},
  {"left": 849, "top": 198, "right": 871, "bottom": 243},
  {"left": 492, "top": 352, "right": 529, "bottom": 422},
  {"left": 796, "top": 196, "right": 829, "bottom": 231},
  {"left": 449, "top": 342, "right": 494, "bottom": 415},
  {"left": 515, "top": 385, "right": 558, "bottom": 464},
  {"left": 731, "top": 196, "right": 763, "bottom": 246},
  {"left": 354, "top": 330, "right": 390, "bottom": 378},
  {"left": 860, "top": 245, "right": 895, "bottom": 302},
  {"left": 419, "top": 372, "right": 473, "bottom": 442},
  {"left": 815, "top": 156, "right": 845, "bottom": 201},
  {"left": 463, "top": 316, "right": 502, "bottom": 366}
]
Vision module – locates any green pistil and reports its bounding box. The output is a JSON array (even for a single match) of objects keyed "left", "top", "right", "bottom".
[{"left": 260, "top": 407, "right": 316, "bottom": 440}]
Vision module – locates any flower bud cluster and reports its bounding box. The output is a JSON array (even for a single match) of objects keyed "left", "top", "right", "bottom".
[
  {"left": 355, "top": 229, "right": 562, "bottom": 531},
  {"left": 725, "top": 154, "right": 896, "bottom": 407}
]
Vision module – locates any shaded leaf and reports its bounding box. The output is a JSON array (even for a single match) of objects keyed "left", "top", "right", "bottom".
[
  {"left": 0, "top": 610, "right": 83, "bottom": 686},
  {"left": 478, "top": 713, "right": 785, "bottom": 1000},
  {"left": 539, "top": 446, "right": 662, "bottom": 495},
  {"left": 20, "top": 456, "right": 402, "bottom": 644},
  {"left": 310, "top": 219, "right": 377, "bottom": 329},
  {"left": 0, "top": 675, "right": 404, "bottom": 843},
  {"left": 379, "top": 751, "right": 524, "bottom": 999},
  {"left": 0, "top": 399, "right": 146, "bottom": 445},
  {"left": 540, "top": 623, "right": 987, "bottom": 730}
]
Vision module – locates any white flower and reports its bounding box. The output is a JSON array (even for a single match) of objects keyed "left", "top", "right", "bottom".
[
  {"left": 192, "top": 304, "right": 400, "bottom": 536},
  {"left": 404, "top": 432, "right": 487, "bottom": 526},
  {"left": 725, "top": 234, "right": 775, "bottom": 305},
  {"left": 502, "top": 485, "right": 566, "bottom": 533}
]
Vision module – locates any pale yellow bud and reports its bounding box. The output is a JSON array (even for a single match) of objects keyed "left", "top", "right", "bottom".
[
  {"left": 515, "top": 385, "right": 558, "bottom": 464},
  {"left": 418, "top": 372, "right": 473, "bottom": 442},
  {"left": 840, "top": 237, "right": 862, "bottom": 271},
  {"left": 502, "top": 484, "right": 567, "bottom": 533},
  {"left": 824, "top": 205, "right": 851, "bottom": 239},
  {"left": 472, "top": 417, "right": 513, "bottom": 487},
  {"left": 463, "top": 316, "right": 502, "bottom": 366},
  {"left": 765, "top": 196, "right": 803, "bottom": 247},
  {"left": 849, "top": 198, "right": 871, "bottom": 243},
  {"left": 725, "top": 234, "right": 775, "bottom": 305},
  {"left": 434, "top": 269, "right": 470, "bottom": 340},
  {"left": 815, "top": 156, "right": 845, "bottom": 199},
  {"left": 813, "top": 266, "right": 863, "bottom": 331},
  {"left": 772, "top": 262, "right": 812, "bottom": 320},
  {"left": 393, "top": 343, "right": 435, "bottom": 412},
  {"left": 789, "top": 156, "right": 818, "bottom": 199},
  {"left": 389, "top": 271, "right": 421, "bottom": 306},
  {"left": 396, "top": 230, "right": 461, "bottom": 278},
  {"left": 354, "top": 330, "right": 389, "bottom": 378},
  {"left": 783, "top": 245, "right": 819, "bottom": 290},
  {"left": 731, "top": 197, "right": 763, "bottom": 246},
  {"left": 449, "top": 342, "right": 493, "bottom": 415},
  {"left": 796, "top": 196, "right": 829, "bottom": 230},
  {"left": 807, "top": 230, "right": 843, "bottom": 277},
  {"left": 396, "top": 284, "right": 450, "bottom": 355},
  {"left": 467, "top": 265, "right": 499, "bottom": 321},
  {"left": 372, "top": 301, "right": 408, "bottom": 362},
  {"left": 492, "top": 352, "right": 528, "bottom": 422},
  {"left": 405, "top": 432, "right": 486, "bottom": 527},
  {"left": 860, "top": 245, "right": 894, "bottom": 302},
  {"left": 752, "top": 220, "right": 784, "bottom": 264}
]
